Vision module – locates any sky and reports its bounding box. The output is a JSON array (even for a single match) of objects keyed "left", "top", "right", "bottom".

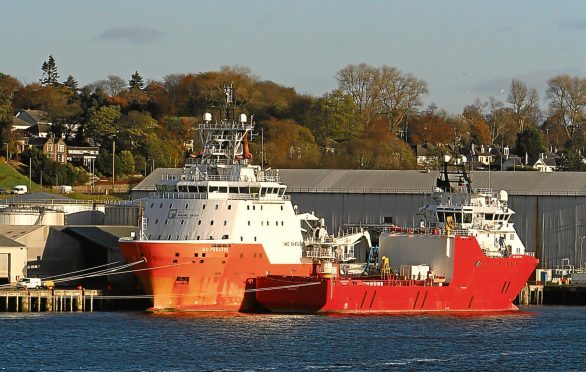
[{"left": 2, "top": 0, "right": 586, "bottom": 114}]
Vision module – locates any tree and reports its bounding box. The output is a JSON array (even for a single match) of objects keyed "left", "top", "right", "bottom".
[
  {"left": 462, "top": 105, "right": 491, "bottom": 145},
  {"left": 376, "top": 65, "right": 428, "bottom": 134},
  {"left": 63, "top": 75, "right": 79, "bottom": 93},
  {"left": 129, "top": 71, "right": 145, "bottom": 90},
  {"left": 515, "top": 127, "right": 544, "bottom": 165},
  {"left": 116, "top": 111, "right": 158, "bottom": 152},
  {"left": 40, "top": 55, "right": 60, "bottom": 86},
  {"left": 315, "top": 89, "right": 360, "bottom": 143},
  {"left": 119, "top": 150, "right": 135, "bottom": 176},
  {"left": 545, "top": 75, "right": 586, "bottom": 140},
  {"left": 507, "top": 79, "right": 541, "bottom": 131},
  {"left": 86, "top": 105, "right": 122, "bottom": 146},
  {"left": 336, "top": 63, "right": 380, "bottom": 126}
]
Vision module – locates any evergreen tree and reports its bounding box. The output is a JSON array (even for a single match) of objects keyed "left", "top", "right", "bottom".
[
  {"left": 129, "top": 71, "right": 145, "bottom": 90},
  {"left": 515, "top": 127, "right": 544, "bottom": 165},
  {"left": 63, "top": 75, "right": 79, "bottom": 92},
  {"left": 40, "top": 55, "right": 60, "bottom": 86}
]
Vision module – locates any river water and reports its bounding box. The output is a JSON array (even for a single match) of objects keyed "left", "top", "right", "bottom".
[{"left": 0, "top": 306, "right": 584, "bottom": 371}]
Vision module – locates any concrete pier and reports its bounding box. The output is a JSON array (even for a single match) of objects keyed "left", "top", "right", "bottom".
[{"left": 0, "top": 289, "right": 102, "bottom": 312}]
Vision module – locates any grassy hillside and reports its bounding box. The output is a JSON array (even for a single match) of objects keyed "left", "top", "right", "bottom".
[{"left": 0, "top": 159, "right": 41, "bottom": 193}]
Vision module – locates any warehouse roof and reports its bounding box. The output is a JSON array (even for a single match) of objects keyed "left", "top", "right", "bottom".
[{"left": 132, "top": 168, "right": 586, "bottom": 196}]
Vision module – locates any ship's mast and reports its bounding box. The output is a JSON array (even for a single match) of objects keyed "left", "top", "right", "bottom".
[{"left": 197, "top": 84, "right": 254, "bottom": 169}]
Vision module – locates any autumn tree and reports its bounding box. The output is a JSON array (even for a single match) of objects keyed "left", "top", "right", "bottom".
[
  {"left": 462, "top": 105, "right": 491, "bottom": 145},
  {"left": 377, "top": 65, "right": 428, "bottom": 134},
  {"left": 40, "top": 55, "right": 60, "bottom": 86},
  {"left": 507, "top": 79, "right": 541, "bottom": 131},
  {"left": 336, "top": 63, "right": 380, "bottom": 126},
  {"left": 262, "top": 118, "right": 320, "bottom": 168},
  {"left": 545, "top": 75, "right": 586, "bottom": 140},
  {"left": 337, "top": 63, "right": 428, "bottom": 136}
]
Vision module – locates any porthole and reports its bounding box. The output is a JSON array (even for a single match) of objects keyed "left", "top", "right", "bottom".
[
  {"left": 203, "top": 205, "right": 206, "bottom": 209},
  {"left": 185, "top": 204, "right": 188, "bottom": 208},
  {"left": 155, "top": 219, "right": 159, "bottom": 224},
  {"left": 224, "top": 221, "right": 227, "bottom": 226},
  {"left": 160, "top": 203, "right": 163, "bottom": 208},
  {"left": 211, "top": 220, "right": 214, "bottom": 225},
  {"left": 215, "top": 205, "right": 219, "bottom": 210},
  {"left": 228, "top": 205, "right": 232, "bottom": 210},
  {"left": 198, "top": 220, "right": 201, "bottom": 225}
]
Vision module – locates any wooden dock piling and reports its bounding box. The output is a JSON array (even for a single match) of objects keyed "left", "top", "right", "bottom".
[{"left": 0, "top": 289, "right": 102, "bottom": 313}]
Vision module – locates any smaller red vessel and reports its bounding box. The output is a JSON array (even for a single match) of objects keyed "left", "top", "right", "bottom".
[
  {"left": 255, "top": 236, "right": 538, "bottom": 313},
  {"left": 254, "top": 155, "right": 539, "bottom": 314}
]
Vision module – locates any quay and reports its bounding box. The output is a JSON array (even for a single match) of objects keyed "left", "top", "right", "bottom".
[{"left": 0, "top": 288, "right": 102, "bottom": 312}]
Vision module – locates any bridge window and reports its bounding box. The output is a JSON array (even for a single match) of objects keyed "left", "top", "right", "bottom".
[
  {"left": 219, "top": 187, "right": 227, "bottom": 193},
  {"left": 229, "top": 187, "right": 238, "bottom": 193}
]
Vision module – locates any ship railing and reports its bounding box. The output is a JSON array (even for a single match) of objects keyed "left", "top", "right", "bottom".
[
  {"left": 475, "top": 188, "right": 496, "bottom": 196},
  {"left": 197, "top": 122, "right": 253, "bottom": 131},
  {"left": 149, "top": 191, "right": 290, "bottom": 201}
]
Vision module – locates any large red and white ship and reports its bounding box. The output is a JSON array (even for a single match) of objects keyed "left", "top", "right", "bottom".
[
  {"left": 255, "top": 155, "right": 539, "bottom": 313},
  {"left": 119, "top": 85, "right": 369, "bottom": 311}
]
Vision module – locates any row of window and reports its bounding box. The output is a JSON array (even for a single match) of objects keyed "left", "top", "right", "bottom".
[
  {"left": 436, "top": 211, "right": 511, "bottom": 224},
  {"left": 173, "top": 185, "right": 287, "bottom": 197}
]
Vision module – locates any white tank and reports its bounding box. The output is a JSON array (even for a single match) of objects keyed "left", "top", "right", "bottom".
[
  {"left": 203, "top": 112, "right": 212, "bottom": 123},
  {"left": 0, "top": 207, "right": 64, "bottom": 226},
  {"left": 239, "top": 113, "right": 247, "bottom": 123}
]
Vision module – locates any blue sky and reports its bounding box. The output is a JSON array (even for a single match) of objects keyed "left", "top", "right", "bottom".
[{"left": 2, "top": 0, "right": 586, "bottom": 113}]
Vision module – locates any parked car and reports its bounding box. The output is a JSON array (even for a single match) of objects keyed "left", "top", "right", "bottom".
[
  {"left": 16, "top": 277, "right": 41, "bottom": 289},
  {"left": 12, "top": 185, "right": 28, "bottom": 194},
  {"left": 59, "top": 185, "right": 73, "bottom": 194}
]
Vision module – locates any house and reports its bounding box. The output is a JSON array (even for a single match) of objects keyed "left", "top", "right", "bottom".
[
  {"left": 12, "top": 110, "right": 52, "bottom": 131},
  {"left": 502, "top": 155, "right": 523, "bottom": 171},
  {"left": 533, "top": 156, "right": 557, "bottom": 172},
  {"left": 67, "top": 146, "right": 99, "bottom": 167},
  {"left": 25, "top": 136, "right": 67, "bottom": 164},
  {"left": 412, "top": 144, "right": 437, "bottom": 168}
]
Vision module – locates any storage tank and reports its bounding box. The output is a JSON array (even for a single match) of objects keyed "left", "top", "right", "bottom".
[{"left": 0, "top": 207, "right": 64, "bottom": 225}]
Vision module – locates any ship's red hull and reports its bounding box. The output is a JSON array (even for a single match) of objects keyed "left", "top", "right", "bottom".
[
  {"left": 255, "top": 236, "right": 539, "bottom": 313},
  {"left": 119, "top": 240, "right": 312, "bottom": 311}
]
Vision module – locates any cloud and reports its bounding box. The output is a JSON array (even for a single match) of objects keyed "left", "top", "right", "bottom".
[
  {"left": 99, "top": 25, "right": 163, "bottom": 44},
  {"left": 559, "top": 19, "right": 586, "bottom": 31}
]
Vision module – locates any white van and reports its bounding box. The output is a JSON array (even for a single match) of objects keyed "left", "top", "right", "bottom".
[
  {"left": 12, "top": 185, "right": 28, "bottom": 195},
  {"left": 59, "top": 185, "right": 73, "bottom": 194},
  {"left": 16, "top": 277, "right": 41, "bottom": 289}
]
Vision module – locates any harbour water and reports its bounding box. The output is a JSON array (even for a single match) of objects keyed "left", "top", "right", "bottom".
[{"left": 1, "top": 306, "right": 584, "bottom": 370}]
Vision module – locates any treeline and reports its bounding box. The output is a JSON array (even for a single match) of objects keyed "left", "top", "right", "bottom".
[{"left": 0, "top": 56, "right": 585, "bottom": 185}]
